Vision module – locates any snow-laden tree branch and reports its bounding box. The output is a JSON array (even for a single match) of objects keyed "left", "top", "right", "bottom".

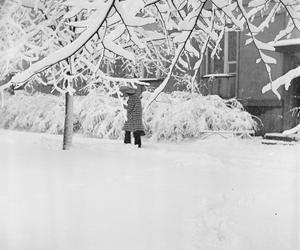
[
  {"left": 236, "top": 0, "right": 277, "bottom": 86},
  {"left": 1, "top": 0, "right": 300, "bottom": 109},
  {"left": 144, "top": 0, "right": 207, "bottom": 110},
  {"left": 1, "top": 0, "right": 115, "bottom": 89},
  {"left": 262, "top": 65, "right": 300, "bottom": 98}
]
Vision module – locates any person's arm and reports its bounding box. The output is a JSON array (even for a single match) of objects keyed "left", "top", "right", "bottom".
[{"left": 126, "top": 97, "right": 136, "bottom": 114}]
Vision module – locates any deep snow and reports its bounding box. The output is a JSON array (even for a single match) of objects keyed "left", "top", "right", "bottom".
[{"left": 0, "top": 129, "right": 299, "bottom": 250}]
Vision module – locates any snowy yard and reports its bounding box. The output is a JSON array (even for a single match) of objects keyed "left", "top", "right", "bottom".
[{"left": 0, "top": 129, "right": 299, "bottom": 250}]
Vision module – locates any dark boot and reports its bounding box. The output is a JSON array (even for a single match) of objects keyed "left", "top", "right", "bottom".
[
  {"left": 134, "top": 131, "right": 141, "bottom": 148},
  {"left": 124, "top": 131, "right": 131, "bottom": 144}
]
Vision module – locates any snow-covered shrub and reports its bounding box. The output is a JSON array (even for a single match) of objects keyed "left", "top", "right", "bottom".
[
  {"left": 75, "top": 91, "right": 124, "bottom": 139},
  {"left": 0, "top": 90, "right": 256, "bottom": 141},
  {"left": 142, "top": 91, "right": 256, "bottom": 141},
  {"left": 0, "top": 92, "right": 65, "bottom": 134},
  {"left": 0, "top": 90, "right": 125, "bottom": 139}
]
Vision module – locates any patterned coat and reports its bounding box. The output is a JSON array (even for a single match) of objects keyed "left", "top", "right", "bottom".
[{"left": 123, "top": 93, "right": 145, "bottom": 132}]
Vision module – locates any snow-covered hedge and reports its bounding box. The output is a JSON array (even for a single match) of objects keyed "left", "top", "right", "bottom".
[
  {"left": 0, "top": 91, "right": 256, "bottom": 140},
  {"left": 0, "top": 92, "right": 65, "bottom": 134},
  {"left": 143, "top": 91, "right": 256, "bottom": 140}
]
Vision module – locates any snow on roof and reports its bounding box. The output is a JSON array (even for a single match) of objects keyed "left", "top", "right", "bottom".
[
  {"left": 269, "top": 38, "right": 300, "bottom": 54},
  {"left": 271, "top": 38, "right": 300, "bottom": 47}
]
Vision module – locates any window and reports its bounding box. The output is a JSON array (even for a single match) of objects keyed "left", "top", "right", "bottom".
[{"left": 204, "top": 31, "right": 238, "bottom": 75}]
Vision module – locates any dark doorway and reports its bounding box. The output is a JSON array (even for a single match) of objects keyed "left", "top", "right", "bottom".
[{"left": 290, "top": 76, "right": 300, "bottom": 128}]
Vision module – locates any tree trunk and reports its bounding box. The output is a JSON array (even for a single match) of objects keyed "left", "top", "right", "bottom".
[{"left": 62, "top": 91, "right": 73, "bottom": 150}]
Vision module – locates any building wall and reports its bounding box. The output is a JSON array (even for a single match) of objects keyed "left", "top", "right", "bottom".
[
  {"left": 200, "top": 76, "right": 236, "bottom": 99},
  {"left": 238, "top": 12, "right": 288, "bottom": 133},
  {"left": 238, "top": 12, "right": 286, "bottom": 101},
  {"left": 194, "top": 10, "right": 300, "bottom": 134}
]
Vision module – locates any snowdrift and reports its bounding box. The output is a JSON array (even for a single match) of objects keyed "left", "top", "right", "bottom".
[{"left": 0, "top": 91, "right": 256, "bottom": 140}]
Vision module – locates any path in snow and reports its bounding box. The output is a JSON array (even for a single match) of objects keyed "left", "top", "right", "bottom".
[{"left": 0, "top": 129, "right": 299, "bottom": 250}]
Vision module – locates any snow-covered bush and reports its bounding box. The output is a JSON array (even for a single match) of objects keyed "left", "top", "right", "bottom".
[
  {"left": 0, "top": 92, "right": 65, "bottom": 134},
  {"left": 75, "top": 91, "right": 124, "bottom": 139},
  {"left": 0, "top": 91, "right": 256, "bottom": 141},
  {"left": 143, "top": 91, "right": 256, "bottom": 141}
]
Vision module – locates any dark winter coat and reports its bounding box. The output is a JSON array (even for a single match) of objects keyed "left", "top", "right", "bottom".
[{"left": 123, "top": 93, "right": 145, "bottom": 132}]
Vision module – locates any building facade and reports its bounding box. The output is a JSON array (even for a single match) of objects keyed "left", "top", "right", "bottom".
[{"left": 197, "top": 11, "right": 300, "bottom": 135}]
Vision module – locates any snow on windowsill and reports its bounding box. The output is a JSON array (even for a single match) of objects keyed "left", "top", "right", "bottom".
[{"left": 202, "top": 73, "right": 237, "bottom": 79}]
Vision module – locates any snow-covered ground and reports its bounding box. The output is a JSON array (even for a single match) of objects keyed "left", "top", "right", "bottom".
[{"left": 0, "top": 129, "right": 299, "bottom": 250}]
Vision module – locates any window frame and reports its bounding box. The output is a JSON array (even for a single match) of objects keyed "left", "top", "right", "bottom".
[{"left": 204, "top": 30, "right": 239, "bottom": 76}]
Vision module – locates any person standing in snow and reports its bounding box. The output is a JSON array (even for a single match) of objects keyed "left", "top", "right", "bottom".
[{"left": 121, "top": 84, "right": 145, "bottom": 148}]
